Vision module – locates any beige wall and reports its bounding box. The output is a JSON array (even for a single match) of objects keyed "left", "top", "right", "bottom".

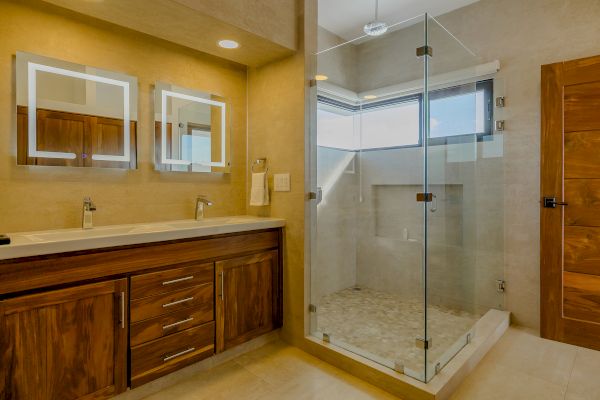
[
  {"left": 0, "top": 0, "right": 248, "bottom": 233},
  {"left": 247, "top": 51, "right": 307, "bottom": 343}
]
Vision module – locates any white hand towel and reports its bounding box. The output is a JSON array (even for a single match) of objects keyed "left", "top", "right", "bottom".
[{"left": 250, "top": 172, "right": 269, "bottom": 206}]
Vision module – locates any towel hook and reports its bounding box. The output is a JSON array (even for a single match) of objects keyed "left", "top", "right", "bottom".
[{"left": 251, "top": 158, "right": 268, "bottom": 174}]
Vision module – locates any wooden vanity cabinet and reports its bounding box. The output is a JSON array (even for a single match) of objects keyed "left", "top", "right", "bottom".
[
  {"left": 0, "top": 228, "right": 283, "bottom": 398},
  {"left": 0, "top": 279, "right": 128, "bottom": 400},
  {"left": 216, "top": 250, "right": 281, "bottom": 353}
]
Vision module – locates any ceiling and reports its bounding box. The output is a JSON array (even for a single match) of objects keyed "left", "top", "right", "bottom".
[
  {"left": 318, "top": 0, "right": 480, "bottom": 41},
  {"left": 40, "top": 0, "right": 296, "bottom": 67}
]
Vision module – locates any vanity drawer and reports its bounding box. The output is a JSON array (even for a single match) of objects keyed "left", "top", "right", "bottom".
[
  {"left": 130, "top": 322, "right": 215, "bottom": 388},
  {"left": 130, "top": 283, "right": 213, "bottom": 323},
  {"left": 130, "top": 304, "right": 213, "bottom": 346},
  {"left": 130, "top": 262, "right": 214, "bottom": 300}
]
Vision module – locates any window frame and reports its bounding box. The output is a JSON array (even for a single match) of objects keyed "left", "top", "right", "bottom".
[{"left": 316, "top": 79, "right": 494, "bottom": 152}]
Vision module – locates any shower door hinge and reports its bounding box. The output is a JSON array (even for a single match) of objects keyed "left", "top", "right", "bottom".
[
  {"left": 416, "top": 45, "right": 433, "bottom": 57},
  {"left": 309, "top": 304, "right": 317, "bottom": 313},
  {"left": 415, "top": 337, "right": 432, "bottom": 350},
  {"left": 322, "top": 333, "right": 331, "bottom": 343},
  {"left": 496, "top": 279, "right": 506, "bottom": 293},
  {"left": 416, "top": 192, "right": 433, "bottom": 202}
]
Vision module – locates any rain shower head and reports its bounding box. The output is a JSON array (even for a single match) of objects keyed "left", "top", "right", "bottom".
[{"left": 364, "top": 0, "right": 388, "bottom": 36}]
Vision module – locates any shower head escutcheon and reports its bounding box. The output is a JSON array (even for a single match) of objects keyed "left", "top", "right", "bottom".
[{"left": 364, "top": 0, "right": 388, "bottom": 37}]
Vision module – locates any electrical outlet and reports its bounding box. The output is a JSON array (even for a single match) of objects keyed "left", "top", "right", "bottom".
[{"left": 274, "top": 173, "right": 291, "bottom": 192}]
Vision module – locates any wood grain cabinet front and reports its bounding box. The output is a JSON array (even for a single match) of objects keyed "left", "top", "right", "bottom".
[
  {"left": 130, "top": 322, "right": 215, "bottom": 388},
  {"left": 215, "top": 250, "right": 281, "bottom": 353},
  {"left": 129, "top": 263, "right": 216, "bottom": 387},
  {"left": 0, "top": 279, "right": 128, "bottom": 400},
  {"left": 0, "top": 229, "right": 283, "bottom": 396}
]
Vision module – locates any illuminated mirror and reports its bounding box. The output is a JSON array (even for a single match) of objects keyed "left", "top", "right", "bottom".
[
  {"left": 154, "top": 82, "right": 230, "bottom": 173},
  {"left": 15, "top": 52, "right": 138, "bottom": 169}
]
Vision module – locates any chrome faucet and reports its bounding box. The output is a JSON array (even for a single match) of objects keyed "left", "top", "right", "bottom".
[
  {"left": 82, "top": 196, "right": 96, "bottom": 229},
  {"left": 195, "top": 196, "right": 213, "bottom": 220}
]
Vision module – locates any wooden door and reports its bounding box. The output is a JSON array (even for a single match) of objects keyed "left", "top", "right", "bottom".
[
  {"left": 541, "top": 54, "right": 600, "bottom": 349},
  {"left": 215, "top": 250, "right": 280, "bottom": 352},
  {"left": 0, "top": 279, "right": 128, "bottom": 400}
]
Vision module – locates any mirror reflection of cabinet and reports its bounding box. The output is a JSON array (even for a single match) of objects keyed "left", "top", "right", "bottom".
[
  {"left": 154, "top": 82, "right": 230, "bottom": 173},
  {"left": 15, "top": 52, "right": 138, "bottom": 169}
]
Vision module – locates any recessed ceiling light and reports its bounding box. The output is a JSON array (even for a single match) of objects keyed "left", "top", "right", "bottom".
[
  {"left": 363, "top": 95, "right": 377, "bottom": 100},
  {"left": 218, "top": 40, "right": 239, "bottom": 49},
  {"left": 315, "top": 74, "right": 328, "bottom": 81}
]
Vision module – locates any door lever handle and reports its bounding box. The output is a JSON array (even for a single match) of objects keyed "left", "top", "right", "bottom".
[{"left": 543, "top": 197, "right": 568, "bottom": 208}]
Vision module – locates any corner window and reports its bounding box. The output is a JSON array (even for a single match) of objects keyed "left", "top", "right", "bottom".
[{"left": 317, "top": 79, "right": 493, "bottom": 151}]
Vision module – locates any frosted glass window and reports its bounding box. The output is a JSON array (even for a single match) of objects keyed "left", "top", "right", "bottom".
[
  {"left": 360, "top": 100, "right": 420, "bottom": 149},
  {"left": 317, "top": 109, "right": 360, "bottom": 150}
]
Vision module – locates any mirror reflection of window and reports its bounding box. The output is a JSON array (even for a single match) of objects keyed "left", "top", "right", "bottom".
[{"left": 154, "top": 81, "right": 229, "bottom": 173}]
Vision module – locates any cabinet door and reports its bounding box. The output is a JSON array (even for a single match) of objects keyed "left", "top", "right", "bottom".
[
  {"left": 0, "top": 279, "right": 128, "bottom": 400},
  {"left": 215, "top": 250, "right": 280, "bottom": 353}
]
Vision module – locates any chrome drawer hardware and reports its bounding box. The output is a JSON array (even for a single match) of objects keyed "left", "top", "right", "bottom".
[
  {"left": 162, "top": 317, "right": 194, "bottom": 330},
  {"left": 162, "top": 276, "right": 194, "bottom": 286},
  {"left": 163, "top": 347, "right": 195, "bottom": 362},
  {"left": 162, "top": 297, "right": 194, "bottom": 308}
]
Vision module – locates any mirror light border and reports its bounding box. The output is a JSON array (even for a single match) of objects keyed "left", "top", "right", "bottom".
[
  {"left": 160, "top": 90, "right": 227, "bottom": 168},
  {"left": 27, "top": 62, "right": 131, "bottom": 162}
]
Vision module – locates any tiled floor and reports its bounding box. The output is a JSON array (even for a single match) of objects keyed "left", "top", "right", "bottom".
[
  {"left": 450, "top": 326, "right": 600, "bottom": 400},
  {"left": 140, "top": 327, "right": 600, "bottom": 400},
  {"left": 317, "top": 287, "right": 479, "bottom": 373},
  {"left": 141, "top": 340, "right": 398, "bottom": 400}
]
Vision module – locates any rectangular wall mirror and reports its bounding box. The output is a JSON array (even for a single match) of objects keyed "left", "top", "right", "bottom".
[
  {"left": 154, "top": 82, "right": 230, "bottom": 173},
  {"left": 15, "top": 51, "right": 138, "bottom": 169}
]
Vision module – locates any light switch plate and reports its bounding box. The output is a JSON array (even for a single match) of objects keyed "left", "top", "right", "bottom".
[{"left": 274, "top": 173, "right": 291, "bottom": 192}]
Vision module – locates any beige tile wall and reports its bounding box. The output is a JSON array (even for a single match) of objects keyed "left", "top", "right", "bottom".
[{"left": 0, "top": 0, "right": 248, "bottom": 233}]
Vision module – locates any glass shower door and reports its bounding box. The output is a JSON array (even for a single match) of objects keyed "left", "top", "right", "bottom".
[
  {"left": 310, "top": 15, "right": 429, "bottom": 381},
  {"left": 424, "top": 14, "right": 504, "bottom": 381}
]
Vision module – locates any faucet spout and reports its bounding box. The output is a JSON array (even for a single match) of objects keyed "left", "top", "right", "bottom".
[
  {"left": 82, "top": 197, "right": 96, "bottom": 229},
  {"left": 195, "top": 196, "right": 213, "bottom": 220}
]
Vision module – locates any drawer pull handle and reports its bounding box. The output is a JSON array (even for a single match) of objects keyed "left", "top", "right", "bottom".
[
  {"left": 162, "top": 276, "right": 194, "bottom": 286},
  {"left": 162, "top": 317, "right": 194, "bottom": 330},
  {"left": 162, "top": 297, "right": 194, "bottom": 308},
  {"left": 163, "top": 347, "right": 195, "bottom": 362}
]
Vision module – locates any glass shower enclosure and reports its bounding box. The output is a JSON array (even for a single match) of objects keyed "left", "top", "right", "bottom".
[{"left": 309, "top": 14, "right": 504, "bottom": 382}]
